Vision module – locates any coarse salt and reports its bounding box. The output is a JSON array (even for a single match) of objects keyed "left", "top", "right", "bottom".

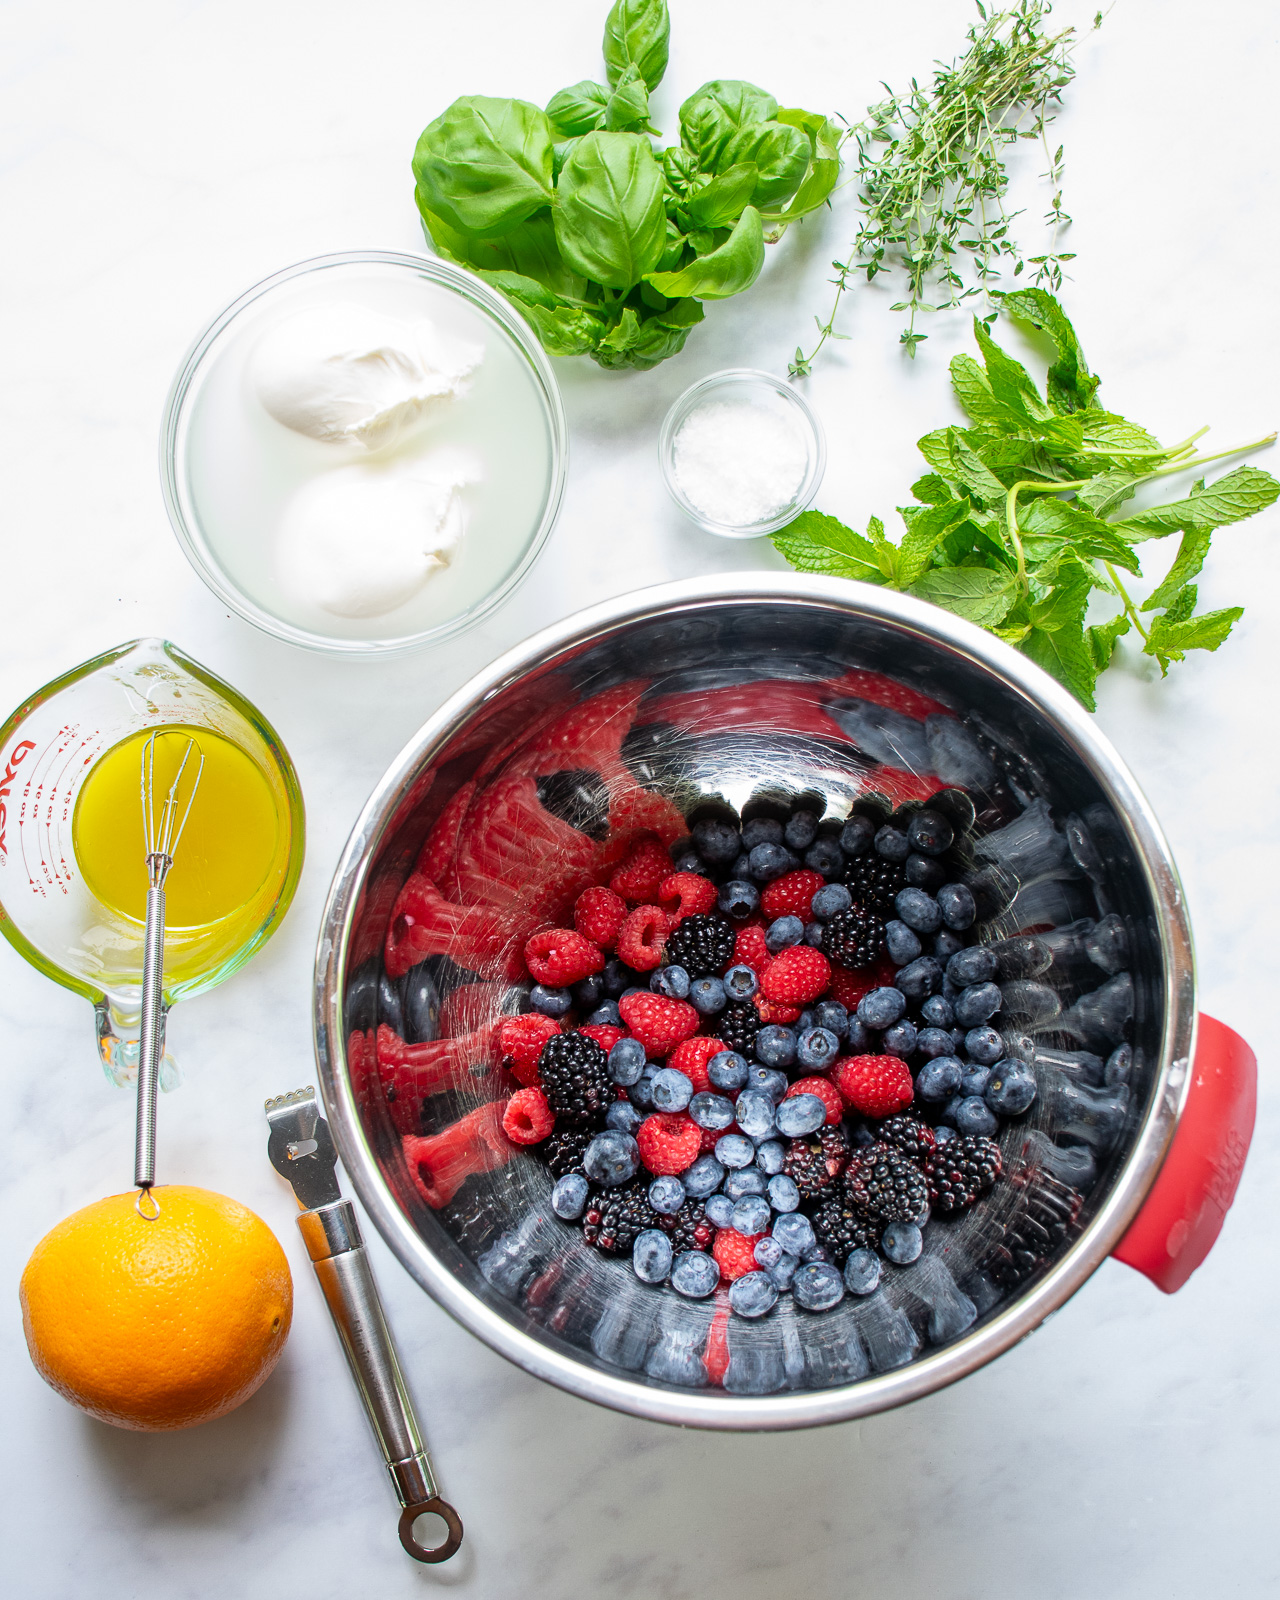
[{"left": 672, "top": 397, "right": 807, "bottom": 527}]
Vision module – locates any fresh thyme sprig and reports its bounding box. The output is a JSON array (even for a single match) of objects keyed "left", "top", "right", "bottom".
[{"left": 790, "top": 0, "right": 1085, "bottom": 375}]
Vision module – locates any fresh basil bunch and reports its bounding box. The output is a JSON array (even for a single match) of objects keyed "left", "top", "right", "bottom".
[{"left": 411, "top": 0, "right": 840, "bottom": 371}]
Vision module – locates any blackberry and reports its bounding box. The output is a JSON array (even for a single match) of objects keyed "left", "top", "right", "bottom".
[
  {"left": 876, "top": 1114, "right": 937, "bottom": 1162},
  {"left": 924, "top": 1134, "right": 1002, "bottom": 1214},
  {"left": 663, "top": 1196, "right": 714, "bottom": 1254},
  {"left": 581, "top": 1182, "right": 659, "bottom": 1255},
  {"left": 663, "top": 913, "right": 736, "bottom": 976},
  {"left": 842, "top": 853, "right": 906, "bottom": 916},
  {"left": 981, "top": 1171, "right": 1081, "bottom": 1287},
  {"left": 811, "top": 1193, "right": 880, "bottom": 1266},
  {"left": 538, "top": 1032, "right": 612, "bottom": 1130},
  {"left": 821, "top": 907, "right": 887, "bottom": 970},
  {"left": 717, "top": 999, "right": 761, "bottom": 1056},
  {"left": 543, "top": 1128, "right": 593, "bottom": 1179},
  {"left": 845, "top": 1143, "right": 929, "bottom": 1222},
  {"left": 783, "top": 1124, "right": 850, "bottom": 1201}
]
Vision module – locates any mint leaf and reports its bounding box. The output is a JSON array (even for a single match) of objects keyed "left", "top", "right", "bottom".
[
  {"left": 973, "top": 318, "right": 1048, "bottom": 419},
  {"left": 1145, "top": 605, "right": 1243, "bottom": 661},
  {"left": 1141, "top": 527, "right": 1212, "bottom": 612},
  {"left": 1029, "top": 557, "right": 1091, "bottom": 633},
  {"left": 1022, "top": 620, "right": 1098, "bottom": 708},
  {"left": 911, "top": 566, "right": 1019, "bottom": 626},
  {"left": 894, "top": 498, "right": 972, "bottom": 585},
  {"left": 1087, "top": 612, "right": 1130, "bottom": 671},
  {"left": 1119, "top": 465, "right": 1280, "bottom": 539},
  {"left": 1076, "top": 467, "right": 1140, "bottom": 518},
  {"left": 911, "top": 473, "right": 954, "bottom": 505},
  {"left": 993, "top": 288, "right": 1101, "bottom": 413},
  {"left": 950, "top": 355, "right": 1016, "bottom": 429},
  {"left": 771, "top": 511, "right": 892, "bottom": 583},
  {"left": 1078, "top": 415, "right": 1162, "bottom": 456},
  {"left": 1019, "top": 496, "right": 1142, "bottom": 573},
  {"left": 947, "top": 430, "right": 1008, "bottom": 508}
]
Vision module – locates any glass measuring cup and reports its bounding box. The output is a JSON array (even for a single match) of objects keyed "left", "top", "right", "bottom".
[{"left": 0, "top": 638, "right": 305, "bottom": 1085}]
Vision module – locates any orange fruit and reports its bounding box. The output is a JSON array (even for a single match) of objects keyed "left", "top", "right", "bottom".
[{"left": 19, "top": 1185, "right": 293, "bottom": 1431}]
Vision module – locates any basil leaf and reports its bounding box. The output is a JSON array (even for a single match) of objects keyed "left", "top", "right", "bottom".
[
  {"left": 679, "top": 80, "right": 777, "bottom": 170},
  {"left": 719, "top": 120, "right": 810, "bottom": 209},
  {"left": 546, "top": 81, "right": 609, "bottom": 139},
  {"left": 604, "top": 65, "right": 653, "bottom": 133},
  {"left": 413, "top": 96, "right": 554, "bottom": 240},
  {"left": 644, "top": 206, "right": 764, "bottom": 299},
  {"left": 770, "top": 511, "right": 893, "bottom": 583},
  {"left": 1021, "top": 621, "right": 1098, "bottom": 709},
  {"left": 420, "top": 205, "right": 584, "bottom": 300},
  {"left": 599, "top": 300, "right": 705, "bottom": 370},
  {"left": 911, "top": 566, "right": 1020, "bottom": 627},
  {"left": 1118, "top": 466, "right": 1280, "bottom": 539},
  {"left": 479, "top": 270, "right": 604, "bottom": 356},
  {"left": 766, "top": 109, "right": 842, "bottom": 223},
  {"left": 994, "top": 288, "right": 1101, "bottom": 414},
  {"left": 1087, "top": 613, "right": 1130, "bottom": 671},
  {"left": 685, "top": 163, "right": 758, "bottom": 229},
  {"left": 603, "top": 0, "right": 670, "bottom": 93},
  {"left": 554, "top": 130, "right": 666, "bottom": 290},
  {"left": 1140, "top": 527, "right": 1213, "bottom": 612},
  {"left": 663, "top": 145, "right": 698, "bottom": 195}
]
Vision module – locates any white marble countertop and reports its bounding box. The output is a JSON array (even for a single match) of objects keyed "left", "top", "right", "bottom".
[{"left": 3, "top": 0, "right": 1278, "bottom": 1594}]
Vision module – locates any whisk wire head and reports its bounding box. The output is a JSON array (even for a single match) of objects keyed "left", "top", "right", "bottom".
[{"left": 140, "top": 732, "right": 205, "bottom": 880}]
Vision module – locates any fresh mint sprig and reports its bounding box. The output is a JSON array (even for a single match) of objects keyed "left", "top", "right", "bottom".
[{"left": 772, "top": 290, "right": 1279, "bottom": 709}]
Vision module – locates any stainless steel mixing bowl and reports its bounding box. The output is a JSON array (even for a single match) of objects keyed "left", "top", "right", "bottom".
[{"left": 313, "top": 574, "right": 1254, "bottom": 1429}]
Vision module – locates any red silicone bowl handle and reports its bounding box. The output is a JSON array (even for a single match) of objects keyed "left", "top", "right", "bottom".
[{"left": 1112, "top": 1013, "right": 1256, "bottom": 1293}]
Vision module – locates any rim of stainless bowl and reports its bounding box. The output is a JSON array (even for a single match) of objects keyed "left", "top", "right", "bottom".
[
  {"left": 314, "top": 572, "right": 1196, "bottom": 1430},
  {"left": 158, "top": 248, "right": 568, "bottom": 658}
]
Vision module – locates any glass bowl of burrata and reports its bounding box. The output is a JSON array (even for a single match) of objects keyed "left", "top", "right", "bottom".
[{"left": 161, "top": 251, "right": 568, "bottom": 656}]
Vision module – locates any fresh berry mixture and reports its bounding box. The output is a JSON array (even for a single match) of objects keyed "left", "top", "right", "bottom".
[{"left": 497, "top": 798, "right": 1039, "bottom": 1322}]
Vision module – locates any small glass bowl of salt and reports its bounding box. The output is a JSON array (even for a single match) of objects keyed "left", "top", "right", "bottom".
[{"left": 659, "top": 369, "right": 825, "bottom": 539}]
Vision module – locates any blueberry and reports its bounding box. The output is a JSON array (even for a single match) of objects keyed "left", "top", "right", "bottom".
[
  {"left": 692, "top": 817, "right": 742, "bottom": 865},
  {"left": 729, "top": 1270, "right": 780, "bottom": 1319},
  {"left": 1105, "top": 1043, "right": 1133, "bottom": 1086},
  {"left": 620, "top": 986, "right": 646, "bottom": 1001},
  {"left": 905, "top": 852, "right": 948, "bottom": 892},
  {"left": 608, "top": 1037, "right": 647, "bottom": 1085},
  {"left": 650, "top": 1066, "right": 694, "bottom": 1112},
  {"left": 551, "top": 1173, "right": 589, "bottom": 1220},
  {"left": 843, "top": 1248, "right": 883, "bottom": 1295},
  {"left": 811, "top": 882, "right": 853, "bottom": 921},
  {"left": 793, "top": 1261, "right": 845, "bottom": 1311},
  {"left": 716, "top": 1133, "right": 756, "bottom": 1169},
  {"left": 754, "top": 1140, "right": 785, "bottom": 1176},
  {"left": 705, "top": 1193, "right": 735, "bottom": 1229},
  {"left": 965, "top": 1025, "right": 1004, "bottom": 1066},
  {"left": 797, "top": 1008, "right": 816, "bottom": 1033},
  {"left": 880, "top": 1220, "right": 923, "bottom": 1264},
  {"left": 671, "top": 1250, "right": 720, "bottom": 1298},
  {"left": 689, "top": 1091, "right": 735, "bottom": 1131},
  {"left": 573, "top": 974, "right": 604, "bottom": 1010},
  {"left": 723, "top": 963, "right": 758, "bottom": 1001},
  {"left": 583, "top": 1131, "right": 640, "bottom": 1186},
  {"left": 772, "top": 1211, "right": 817, "bottom": 1256},
  {"left": 774, "top": 1093, "right": 827, "bottom": 1137},
  {"left": 814, "top": 1000, "right": 849, "bottom": 1038},
  {"left": 768, "top": 1174, "right": 801, "bottom": 1213},
  {"left": 672, "top": 851, "right": 703, "bottom": 876},
  {"left": 839, "top": 815, "right": 875, "bottom": 857},
  {"left": 628, "top": 1068, "right": 657, "bottom": 1110},
  {"left": 921, "top": 993, "right": 955, "bottom": 1028},
  {"left": 730, "top": 853, "right": 752, "bottom": 879},
  {"left": 954, "top": 1095, "right": 1000, "bottom": 1137},
  {"left": 797, "top": 1027, "right": 840, "bottom": 1071},
  {"left": 895, "top": 886, "right": 943, "bottom": 934},
  {"left": 632, "top": 1229, "right": 674, "bottom": 1284},
  {"left": 718, "top": 880, "right": 759, "bottom": 920},
  {"left": 934, "top": 930, "right": 966, "bottom": 962},
  {"left": 895, "top": 957, "right": 942, "bottom": 1003},
  {"left": 960, "top": 1063, "right": 991, "bottom": 1098},
  {"left": 937, "top": 882, "right": 976, "bottom": 931},
  {"left": 733, "top": 1196, "right": 773, "bottom": 1236},
  {"left": 754, "top": 1235, "right": 784, "bottom": 1270},
  {"left": 683, "top": 1154, "right": 726, "bottom": 1198},
  {"left": 755, "top": 1025, "right": 798, "bottom": 1069},
  {"left": 746, "top": 1065, "right": 788, "bottom": 1103},
  {"left": 908, "top": 808, "right": 954, "bottom": 856},
  {"left": 587, "top": 1000, "right": 623, "bottom": 1028},
  {"left": 916, "top": 1055, "right": 963, "bottom": 1103},
  {"left": 874, "top": 825, "right": 911, "bottom": 863},
  {"left": 857, "top": 986, "right": 907, "bottom": 1029},
  {"left": 934, "top": 1124, "right": 958, "bottom": 1144},
  {"left": 985, "top": 1061, "right": 1038, "bottom": 1115},
  {"left": 882, "top": 1020, "right": 918, "bottom": 1058},
  {"left": 805, "top": 837, "right": 845, "bottom": 876},
  {"left": 650, "top": 964, "right": 691, "bottom": 1000},
  {"left": 647, "top": 1176, "right": 687, "bottom": 1216},
  {"left": 845, "top": 1017, "right": 871, "bottom": 1053},
  {"left": 749, "top": 842, "right": 794, "bottom": 882},
  {"left": 727, "top": 1168, "right": 770, "bottom": 1205},
  {"left": 686, "top": 976, "right": 725, "bottom": 1017},
  {"left": 947, "top": 946, "right": 997, "bottom": 987},
  {"left": 742, "top": 816, "right": 784, "bottom": 850},
  {"left": 785, "top": 810, "right": 819, "bottom": 850},
  {"left": 606, "top": 1101, "right": 644, "bottom": 1135},
  {"left": 733, "top": 1089, "right": 776, "bottom": 1139},
  {"left": 768, "top": 1251, "right": 801, "bottom": 1291},
  {"left": 804, "top": 921, "right": 826, "bottom": 947},
  {"left": 530, "top": 984, "right": 572, "bottom": 1017},
  {"left": 884, "top": 920, "right": 923, "bottom": 965},
  {"left": 708, "top": 1050, "right": 750, "bottom": 1092},
  {"left": 916, "top": 1026, "right": 956, "bottom": 1060},
  {"left": 602, "top": 957, "right": 638, "bottom": 997},
  {"left": 766, "top": 915, "right": 805, "bottom": 953},
  {"left": 954, "top": 981, "right": 1002, "bottom": 1028}
]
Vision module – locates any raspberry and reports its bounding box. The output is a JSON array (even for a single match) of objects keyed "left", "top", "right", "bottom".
[
  {"left": 574, "top": 885, "right": 627, "bottom": 948},
  {"left": 659, "top": 871, "right": 718, "bottom": 925},
  {"left": 636, "top": 1112, "right": 702, "bottom": 1175},
  {"left": 616, "top": 903, "right": 670, "bottom": 971},
  {"left": 523, "top": 927, "right": 604, "bottom": 987},
  {"left": 827, "top": 957, "right": 896, "bottom": 1012},
  {"left": 699, "top": 1123, "right": 725, "bottom": 1154},
  {"left": 609, "top": 836, "right": 671, "bottom": 903},
  {"left": 498, "top": 1013, "right": 559, "bottom": 1087},
  {"left": 761, "top": 869, "right": 825, "bottom": 922},
  {"left": 712, "top": 1227, "right": 765, "bottom": 1282},
  {"left": 579, "top": 1023, "right": 626, "bottom": 1054},
  {"left": 834, "top": 1054, "right": 914, "bottom": 1117},
  {"left": 733, "top": 920, "right": 771, "bottom": 975},
  {"left": 754, "top": 995, "right": 803, "bottom": 1025},
  {"left": 785, "top": 1076, "right": 844, "bottom": 1125},
  {"left": 668, "top": 1035, "right": 727, "bottom": 1095},
  {"left": 618, "top": 991, "right": 700, "bottom": 1056},
  {"left": 760, "top": 945, "right": 831, "bottom": 1005},
  {"left": 502, "top": 1087, "right": 554, "bottom": 1144}
]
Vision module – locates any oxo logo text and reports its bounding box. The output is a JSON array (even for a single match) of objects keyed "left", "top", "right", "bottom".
[{"left": 0, "top": 740, "right": 36, "bottom": 859}]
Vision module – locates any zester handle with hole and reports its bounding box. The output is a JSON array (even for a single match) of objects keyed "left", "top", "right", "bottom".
[{"left": 296, "top": 1200, "right": 463, "bottom": 1563}]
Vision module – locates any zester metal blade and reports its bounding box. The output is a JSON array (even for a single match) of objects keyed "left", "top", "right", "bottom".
[{"left": 265, "top": 1086, "right": 342, "bottom": 1211}]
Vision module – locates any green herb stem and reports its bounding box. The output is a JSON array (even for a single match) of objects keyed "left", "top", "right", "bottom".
[
  {"left": 1005, "top": 474, "right": 1092, "bottom": 588},
  {"left": 1103, "top": 563, "right": 1150, "bottom": 644}
]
